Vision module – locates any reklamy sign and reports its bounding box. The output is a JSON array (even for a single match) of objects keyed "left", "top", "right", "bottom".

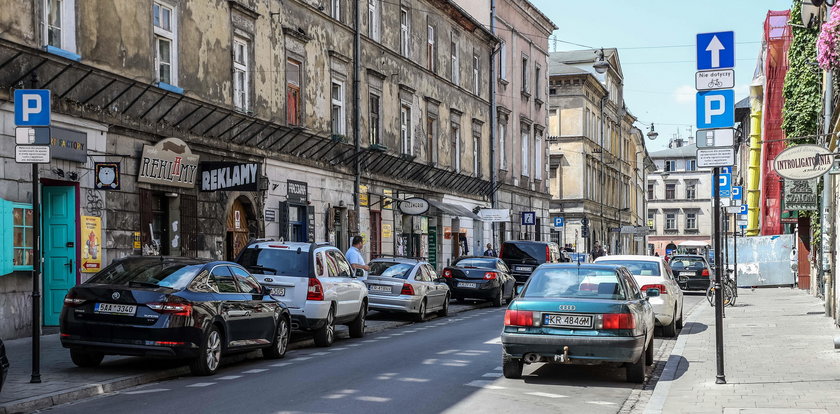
[
  {"left": 201, "top": 162, "right": 260, "bottom": 191},
  {"left": 137, "top": 137, "right": 200, "bottom": 188},
  {"left": 783, "top": 179, "right": 818, "bottom": 211},
  {"left": 773, "top": 144, "right": 834, "bottom": 181}
]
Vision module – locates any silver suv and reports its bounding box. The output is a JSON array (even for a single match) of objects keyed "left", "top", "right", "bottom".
[{"left": 237, "top": 242, "right": 368, "bottom": 347}]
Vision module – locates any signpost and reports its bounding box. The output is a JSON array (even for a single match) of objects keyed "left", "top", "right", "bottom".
[
  {"left": 696, "top": 128, "right": 735, "bottom": 148},
  {"left": 553, "top": 217, "right": 565, "bottom": 227},
  {"left": 697, "top": 148, "right": 735, "bottom": 168}
]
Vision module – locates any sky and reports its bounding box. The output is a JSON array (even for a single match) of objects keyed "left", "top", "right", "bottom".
[{"left": 530, "top": 0, "right": 794, "bottom": 152}]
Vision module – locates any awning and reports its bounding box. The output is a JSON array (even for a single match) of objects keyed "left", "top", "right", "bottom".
[
  {"left": 427, "top": 199, "right": 482, "bottom": 220},
  {"left": 678, "top": 241, "right": 710, "bottom": 247}
]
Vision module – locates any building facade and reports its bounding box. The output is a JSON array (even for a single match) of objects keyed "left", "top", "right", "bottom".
[
  {"left": 546, "top": 49, "right": 653, "bottom": 256},
  {"left": 0, "top": 0, "right": 500, "bottom": 339}
]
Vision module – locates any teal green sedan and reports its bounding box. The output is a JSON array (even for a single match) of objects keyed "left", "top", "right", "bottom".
[{"left": 501, "top": 263, "right": 658, "bottom": 383}]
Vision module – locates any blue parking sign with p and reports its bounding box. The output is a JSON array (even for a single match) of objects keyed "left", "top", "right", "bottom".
[
  {"left": 696, "top": 90, "right": 734, "bottom": 129},
  {"left": 14, "top": 89, "right": 51, "bottom": 126},
  {"left": 554, "top": 217, "right": 564, "bottom": 227}
]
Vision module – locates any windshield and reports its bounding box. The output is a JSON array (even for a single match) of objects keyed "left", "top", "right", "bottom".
[
  {"left": 86, "top": 259, "right": 202, "bottom": 290},
  {"left": 369, "top": 262, "right": 414, "bottom": 279},
  {"left": 522, "top": 267, "right": 626, "bottom": 300},
  {"left": 454, "top": 258, "right": 496, "bottom": 269},
  {"left": 501, "top": 243, "right": 546, "bottom": 263},
  {"left": 238, "top": 248, "right": 309, "bottom": 277},
  {"left": 670, "top": 257, "right": 707, "bottom": 270},
  {"left": 597, "top": 260, "right": 660, "bottom": 276}
]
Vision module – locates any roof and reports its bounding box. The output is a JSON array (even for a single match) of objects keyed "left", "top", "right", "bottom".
[
  {"left": 549, "top": 62, "right": 590, "bottom": 76},
  {"left": 549, "top": 48, "right": 623, "bottom": 80},
  {"left": 649, "top": 143, "right": 698, "bottom": 159},
  {"left": 594, "top": 255, "right": 663, "bottom": 263}
]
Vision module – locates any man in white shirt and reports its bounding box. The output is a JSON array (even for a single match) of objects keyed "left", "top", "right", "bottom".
[{"left": 346, "top": 236, "right": 370, "bottom": 271}]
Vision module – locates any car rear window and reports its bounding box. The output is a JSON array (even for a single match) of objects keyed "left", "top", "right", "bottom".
[
  {"left": 86, "top": 259, "right": 202, "bottom": 290},
  {"left": 454, "top": 258, "right": 497, "bottom": 269},
  {"left": 596, "top": 260, "right": 661, "bottom": 276},
  {"left": 369, "top": 262, "right": 414, "bottom": 279},
  {"left": 523, "top": 267, "right": 626, "bottom": 300},
  {"left": 238, "top": 248, "right": 309, "bottom": 277},
  {"left": 670, "top": 257, "right": 706, "bottom": 270},
  {"left": 501, "top": 243, "right": 547, "bottom": 263}
]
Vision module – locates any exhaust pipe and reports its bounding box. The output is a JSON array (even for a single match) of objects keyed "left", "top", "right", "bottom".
[{"left": 523, "top": 353, "right": 543, "bottom": 364}]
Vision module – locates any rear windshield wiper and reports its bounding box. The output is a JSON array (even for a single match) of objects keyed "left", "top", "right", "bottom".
[{"left": 246, "top": 265, "right": 277, "bottom": 275}]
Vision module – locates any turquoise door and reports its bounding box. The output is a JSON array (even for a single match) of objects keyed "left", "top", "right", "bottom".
[{"left": 42, "top": 186, "right": 77, "bottom": 326}]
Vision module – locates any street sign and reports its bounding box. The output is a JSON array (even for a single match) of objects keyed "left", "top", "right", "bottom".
[
  {"left": 719, "top": 173, "right": 731, "bottom": 197},
  {"left": 697, "top": 31, "right": 735, "bottom": 70},
  {"left": 721, "top": 166, "right": 732, "bottom": 174},
  {"left": 731, "top": 186, "right": 742, "bottom": 200},
  {"left": 15, "top": 145, "right": 51, "bottom": 163},
  {"left": 620, "top": 225, "right": 636, "bottom": 234},
  {"left": 721, "top": 198, "right": 732, "bottom": 207},
  {"left": 697, "top": 147, "right": 735, "bottom": 167},
  {"left": 726, "top": 206, "right": 741, "bottom": 214},
  {"left": 521, "top": 211, "right": 536, "bottom": 226},
  {"left": 773, "top": 144, "right": 834, "bottom": 181},
  {"left": 15, "top": 127, "right": 51, "bottom": 145},
  {"left": 14, "top": 89, "right": 51, "bottom": 126},
  {"left": 696, "top": 128, "right": 734, "bottom": 148},
  {"left": 738, "top": 204, "right": 748, "bottom": 215},
  {"left": 553, "top": 217, "right": 565, "bottom": 227},
  {"left": 696, "top": 90, "right": 735, "bottom": 129},
  {"left": 696, "top": 69, "right": 735, "bottom": 90}
]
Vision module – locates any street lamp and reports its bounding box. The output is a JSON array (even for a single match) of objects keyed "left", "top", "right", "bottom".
[
  {"left": 647, "top": 123, "right": 659, "bottom": 140},
  {"left": 593, "top": 48, "right": 610, "bottom": 74},
  {"left": 594, "top": 49, "right": 610, "bottom": 254}
]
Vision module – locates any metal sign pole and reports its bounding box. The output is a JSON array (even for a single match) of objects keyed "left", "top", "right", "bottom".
[
  {"left": 733, "top": 213, "right": 738, "bottom": 299},
  {"left": 724, "top": 212, "right": 729, "bottom": 285},
  {"left": 30, "top": 163, "right": 41, "bottom": 383},
  {"left": 713, "top": 166, "right": 726, "bottom": 384}
]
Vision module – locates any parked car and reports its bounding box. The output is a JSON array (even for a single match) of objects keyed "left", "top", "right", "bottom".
[
  {"left": 238, "top": 241, "right": 368, "bottom": 347},
  {"left": 500, "top": 241, "right": 565, "bottom": 284},
  {"left": 0, "top": 337, "right": 8, "bottom": 394},
  {"left": 668, "top": 255, "right": 713, "bottom": 291},
  {"left": 501, "top": 263, "right": 656, "bottom": 383},
  {"left": 60, "top": 257, "right": 291, "bottom": 376},
  {"left": 442, "top": 256, "right": 516, "bottom": 306},
  {"left": 365, "top": 257, "right": 450, "bottom": 321},
  {"left": 594, "top": 255, "right": 684, "bottom": 337}
]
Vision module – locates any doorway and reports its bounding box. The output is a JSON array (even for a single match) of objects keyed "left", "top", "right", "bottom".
[
  {"left": 42, "top": 185, "right": 77, "bottom": 326},
  {"left": 226, "top": 199, "right": 251, "bottom": 260},
  {"left": 370, "top": 210, "right": 381, "bottom": 258}
]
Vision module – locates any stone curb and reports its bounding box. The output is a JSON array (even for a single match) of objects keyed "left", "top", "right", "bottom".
[{"left": 0, "top": 302, "right": 490, "bottom": 414}]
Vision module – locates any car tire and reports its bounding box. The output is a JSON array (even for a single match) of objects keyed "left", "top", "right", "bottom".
[
  {"left": 645, "top": 337, "right": 654, "bottom": 366},
  {"left": 314, "top": 307, "right": 336, "bottom": 347},
  {"left": 264, "top": 317, "right": 290, "bottom": 359},
  {"left": 662, "top": 306, "right": 678, "bottom": 338},
  {"left": 502, "top": 355, "right": 523, "bottom": 379},
  {"left": 414, "top": 299, "right": 427, "bottom": 322},
  {"left": 438, "top": 294, "right": 450, "bottom": 317},
  {"left": 70, "top": 349, "right": 104, "bottom": 368},
  {"left": 348, "top": 302, "right": 366, "bottom": 338},
  {"left": 676, "top": 306, "right": 684, "bottom": 330},
  {"left": 492, "top": 289, "right": 504, "bottom": 307},
  {"left": 190, "top": 326, "right": 223, "bottom": 376}
]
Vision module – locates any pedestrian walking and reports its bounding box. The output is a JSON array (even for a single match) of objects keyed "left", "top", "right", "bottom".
[
  {"left": 345, "top": 236, "right": 370, "bottom": 271},
  {"left": 591, "top": 241, "right": 606, "bottom": 260},
  {"left": 483, "top": 243, "right": 498, "bottom": 257}
]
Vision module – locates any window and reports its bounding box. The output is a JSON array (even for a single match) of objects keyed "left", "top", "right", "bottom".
[
  {"left": 427, "top": 25, "right": 436, "bottom": 71},
  {"left": 534, "top": 65, "right": 541, "bottom": 99},
  {"left": 231, "top": 266, "right": 261, "bottom": 294},
  {"left": 286, "top": 58, "right": 302, "bottom": 125},
  {"left": 664, "top": 160, "right": 675, "bottom": 172},
  {"left": 233, "top": 38, "right": 249, "bottom": 111},
  {"left": 535, "top": 132, "right": 542, "bottom": 180},
  {"left": 521, "top": 129, "right": 530, "bottom": 177},
  {"left": 647, "top": 183, "right": 654, "bottom": 200},
  {"left": 665, "top": 184, "right": 676, "bottom": 200},
  {"left": 400, "top": 104, "right": 412, "bottom": 154},
  {"left": 686, "top": 159, "right": 697, "bottom": 171},
  {"left": 331, "top": 0, "right": 342, "bottom": 22},
  {"left": 665, "top": 213, "right": 676, "bottom": 230},
  {"left": 472, "top": 54, "right": 480, "bottom": 95},
  {"left": 367, "top": 0, "right": 380, "bottom": 41},
  {"left": 369, "top": 92, "right": 381, "bottom": 146},
  {"left": 331, "top": 80, "right": 345, "bottom": 135},
  {"left": 43, "top": 0, "right": 77, "bottom": 56},
  {"left": 521, "top": 55, "right": 529, "bottom": 92},
  {"left": 498, "top": 41, "right": 507, "bottom": 80},
  {"left": 450, "top": 36, "right": 459, "bottom": 84},
  {"left": 686, "top": 183, "right": 696, "bottom": 200},
  {"left": 9, "top": 205, "right": 33, "bottom": 271},
  {"left": 153, "top": 2, "right": 177, "bottom": 86},
  {"left": 686, "top": 212, "right": 697, "bottom": 230},
  {"left": 327, "top": 250, "right": 352, "bottom": 277},
  {"left": 473, "top": 133, "right": 480, "bottom": 177},
  {"left": 499, "top": 122, "right": 506, "bottom": 169},
  {"left": 209, "top": 266, "right": 238, "bottom": 293},
  {"left": 451, "top": 123, "right": 460, "bottom": 172},
  {"left": 400, "top": 8, "right": 409, "bottom": 57},
  {"left": 426, "top": 114, "right": 438, "bottom": 164},
  {"left": 647, "top": 211, "right": 655, "bottom": 231}
]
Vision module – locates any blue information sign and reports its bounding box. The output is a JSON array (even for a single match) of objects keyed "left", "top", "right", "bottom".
[
  {"left": 14, "top": 89, "right": 51, "bottom": 126},
  {"left": 732, "top": 186, "right": 743, "bottom": 201},
  {"left": 697, "top": 31, "right": 735, "bottom": 70},
  {"left": 553, "top": 217, "right": 565, "bottom": 227},
  {"left": 696, "top": 90, "right": 735, "bottom": 129},
  {"left": 521, "top": 212, "right": 536, "bottom": 226}
]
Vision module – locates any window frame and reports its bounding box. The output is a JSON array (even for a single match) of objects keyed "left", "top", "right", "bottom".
[
  {"left": 686, "top": 212, "right": 697, "bottom": 230},
  {"left": 473, "top": 131, "right": 480, "bottom": 177},
  {"left": 665, "top": 183, "right": 676, "bottom": 200},
  {"left": 534, "top": 64, "right": 541, "bottom": 99},
  {"left": 498, "top": 121, "right": 506, "bottom": 170},
  {"left": 153, "top": 1, "right": 178, "bottom": 87},
  {"left": 521, "top": 128, "right": 530, "bottom": 177},
  {"left": 427, "top": 24, "right": 436, "bottom": 72},
  {"left": 43, "top": 0, "right": 78, "bottom": 56},
  {"left": 665, "top": 213, "right": 676, "bottom": 230},
  {"left": 686, "top": 183, "right": 696, "bottom": 200},
  {"left": 472, "top": 53, "right": 480, "bottom": 95},
  {"left": 399, "top": 8, "right": 409, "bottom": 57},
  {"left": 647, "top": 183, "right": 655, "bottom": 200},
  {"left": 286, "top": 57, "right": 303, "bottom": 126},
  {"left": 686, "top": 159, "right": 697, "bottom": 171},
  {"left": 368, "top": 0, "right": 380, "bottom": 41},
  {"left": 521, "top": 54, "right": 529, "bottom": 92},
  {"left": 331, "top": 0, "right": 342, "bottom": 22},
  {"left": 451, "top": 122, "right": 461, "bottom": 173},
  {"left": 400, "top": 103, "right": 412, "bottom": 155},
  {"left": 331, "top": 79, "right": 346, "bottom": 136},
  {"left": 498, "top": 40, "right": 507, "bottom": 80},
  {"left": 10, "top": 203, "right": 34, "bottom": 272},
  {"left": 232, "top": 37, "right": 250, "bottom": 112},
  {"left": 450, "top": 34, "right": 459, "bottom": 84},
  {"left": 369, "top": 91, "right": 381, "bottom": 146},
  {"left": 535, "top": 131, "right": 542, "bottom": 180}
]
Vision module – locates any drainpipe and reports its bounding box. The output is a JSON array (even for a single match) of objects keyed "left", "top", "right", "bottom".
[
  {"left": 353, "top": 0, "right": 361, "bottom": 233},
  {"left": 746, "top": 86, "right": 763, "bottom": 236},
  {"left": 823, "top": 71, "right": 833, "bottom": 316},
  {"left": 489, "top": 0, "right": 498, "bottom": 247}
]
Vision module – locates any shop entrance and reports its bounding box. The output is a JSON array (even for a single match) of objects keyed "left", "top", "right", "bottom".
[
  {"left": 42, "top": 185, "right": 77, "bottom": 326},
  {"left": 226, "top": 198, "right": 253, "bottom": 260}
]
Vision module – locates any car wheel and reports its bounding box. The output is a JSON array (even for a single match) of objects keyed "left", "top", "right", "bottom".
[
  {"left": 190, "top": 326, "right": 222, "bottom": 376},
  {"left": 492, "top": 288, "right": 504, "bottom": 307},
  {"left": 502, "top": 355, "right": 523, "bottom": 379},
  {"left": 438, "top": 294, "right": 450, "bottom": 317},
  {"left": 70, "top": 349, "right": 104, "bottom": 368},
  {"left": 676, "top": 306, "right": 684, "bottom": 329},
  {"left": 314, "top": 307, "right": 336, "bottom": 347},
  {"left": 414, "top": 299, "right": 427, "bottom": 322},
  {"left": 662, "top": 306, "right": 678, "bottom": 338},
  {"left": 348, "top": 302, "right": 366, "bottom": 338},
  {"left": 645, "top": 337, "right": 654, "bottom": 366},
  {"left": 626, "top": 343, "right": 646, "bottom": 383},
  {"left": 264, "top": 317, "right": 290, "bottom": 359}
]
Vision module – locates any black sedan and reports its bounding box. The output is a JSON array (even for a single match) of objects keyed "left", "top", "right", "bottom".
[
  {"left": 0, "top": 337, "right": 8, "bottom": 394},
  {"left": 60, "top": 257, "right": 291, "bottom": 376},
  {"left": 442, "top": 256, "right": 516, "bottom": 306},
  {"left": 669, "top": 255, "right": 713, "bottom": 291}
]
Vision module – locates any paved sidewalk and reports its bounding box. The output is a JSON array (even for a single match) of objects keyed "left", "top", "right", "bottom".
[
  {"left": 643, "top": 288, "right": 840, "bottom": 414},
  {"left": 0, "top": 302, "right": 488, "bottom": 414}
]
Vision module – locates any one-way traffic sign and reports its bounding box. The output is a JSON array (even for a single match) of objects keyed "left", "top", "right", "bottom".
[{"left": 697, "top": 31, "right": 735, "bottom": 70}]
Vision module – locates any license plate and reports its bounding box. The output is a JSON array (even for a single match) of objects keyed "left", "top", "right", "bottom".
[
  {"left": 369, "top": 285, "right": 391, "bottom": 293},
  {"left": 458, "top": 282, "right": 478, "bottom": 288},
  {"left": 94, "top": 303, "right": 137, "bottom": 316},
  {"left": 514, "top": 266, "right": 532, "bottom": 272},
  {"left": 543, "top": 313, "right": 593, "bottom": 328},
  {"left": 270, "top": 287, "right": 286, "bottom": 296}
]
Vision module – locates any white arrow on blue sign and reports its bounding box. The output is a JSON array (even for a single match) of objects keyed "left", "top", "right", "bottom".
[
  {"left": 697, "top": 31, "right": 735, "bottom": 70},
  {"left": 554, "top": 217, "right": 565, "bottom": 227},
  {"left": 14, "top": 89, "right": 51, "bottom": 126},
  {"left": 696, "top": 90, "right": 735, "bottom": 129}
]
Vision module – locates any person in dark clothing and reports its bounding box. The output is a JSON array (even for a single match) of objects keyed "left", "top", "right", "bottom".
[
  {"left": 483, "top": 243, "right": 498, "bottom": 257},
  {"left": 591, "top": 241, "right": 606, "bottom": 260}
]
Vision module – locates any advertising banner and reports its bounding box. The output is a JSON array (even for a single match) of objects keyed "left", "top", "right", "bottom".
[{"left": 80, "top": 216, "right": 102, "bottom": 273}]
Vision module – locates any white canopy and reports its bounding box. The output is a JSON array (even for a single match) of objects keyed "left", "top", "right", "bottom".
[{"left": 678, "top": 241, "right": 710, "bottom": 247}]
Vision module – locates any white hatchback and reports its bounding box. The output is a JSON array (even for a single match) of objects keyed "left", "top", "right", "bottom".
[{"left": 594, "top": 255, "right": 684, "bottom": 337}]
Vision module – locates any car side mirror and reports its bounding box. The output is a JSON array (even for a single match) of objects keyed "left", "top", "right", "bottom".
[
  {"left": 262, "top": 286, "right": 271, "bottom": 296},
  {"left": 646, "top": 288, "right": 660, "bottom": 298},
  {"left": 515, "top": 285, "right": 524, "bottom": 296},
  {"left": 354, "top": 268, "right": 367, "bottom": 279}
]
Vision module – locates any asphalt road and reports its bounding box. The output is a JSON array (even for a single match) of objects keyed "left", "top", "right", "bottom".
[{"left": 46, "top": 294, "right": 705, "bottom": 414}]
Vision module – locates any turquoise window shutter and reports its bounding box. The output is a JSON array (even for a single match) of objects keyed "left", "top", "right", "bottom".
[{"left": 0, "top": 199, "right": 12, "bottom": 276}]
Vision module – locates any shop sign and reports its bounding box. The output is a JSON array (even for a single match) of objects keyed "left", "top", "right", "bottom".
[
  {"left": 94, "top": 162, "right": 121, "bottom": 190},
  {"left": 383, "top": 189, "right": 393, "bottom": 209},
  {"left": 428, "top": 228, "right": 437, "bottom": 268},
  {"left": 359, "top": 185, "right": 369, "bottom": 206},
  {"left": 287, "top": 180, "right": 308, "bottom": 203},
  {"left": 133, "top": 231, "right": 141, "bottom": 249},
  {"left": 398, "top": 197, "right": 430, "bottom": 215},
  {"left": 200, "top": 162, "right": 259, "bottom": 191},
  {"left": 783, "top": 179, "right": 818, "bottom": 211},
  {"left": 265, "top": 209, "right": 276, "bottom": 222},
  {"left": 80, "top": 216, "right": 102, "bottom": 273},
  {"left": 49, "top": 126, "right": 88, "bottom": 163},
  {"left": 773, "top": 145, "right": 834, "bottom": 181},
  {"left": 382, "top": 223, "right": 393, "bottom": 239},
  {"left": 477, "top": 208, "right": 511, "bottom": 222},
  {"left": 137, "top": 137, "right": 200, "bottom": 188}
]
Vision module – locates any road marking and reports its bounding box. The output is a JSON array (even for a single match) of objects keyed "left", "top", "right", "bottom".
[
  {"left": 437, "top": 349, "right": 458, "bottom": 355},
  {"left": 187, "top": 382, "right": 215, "bottom": 388},
  {"left": 356, "top": 396, "right": 391, "bottom": 402},
  {"left": 399, "top": 377, "right": 430, "bottom": 382},
  {"left": 270, "top": 362, "right": 292, "bottom": 367},
  {"left": 345, "top": 343, "right": 362, "bottom": 347},
  {"left": 242, "top": 369, "right": 268, "bottom": 374},
  {"left": 217, "top": 375, "right": 242, "bottom": 380},
  {"left": 587, "top": 401, "right": 617, "bottom": 405},
  {"left": 481, "top": 372, "right": 502, "bottom": 378},
  {"left": 493, "top": 366, "right": 502, "bottom": 371},
  {"left": 295, "top": 357, "right": 313, "bottom": 361},
  {"left": 311, "top": 352, "right": 330, "bottom": 356},
  {"left": 484, "top": 337, "right": 502, "bottom": 344},
  {"left": 331, "top": 347, "right": 349, "bottom": 350},
  {"left": 123, "top": 388, "right": 170, "bottom": 394},
  {"left": 526, "top": 392, "right": 568, "bottom": 399},
  {"left": 465, "top": 380, "right": 506, "bottom": 390},
  {"left": 390, "top": 332, "right": 406, "bottom": 336}
]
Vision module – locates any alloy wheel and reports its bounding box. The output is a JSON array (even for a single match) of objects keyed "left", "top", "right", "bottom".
[
  {"left": 276, "top": 319, "right": 289, "bottom": 355},
  {"left": 206, "top": 330, "right": 221, "bottom": 372},
  {"left": 326, "top": 310, "right": 335, "bottom": 343}
]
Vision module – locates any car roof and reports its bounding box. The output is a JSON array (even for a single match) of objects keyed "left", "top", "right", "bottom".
[
  {"left": 539, "top": 263, "right": 623, "bottom": 271},
  {"left": 246, "top": 242, "right": 335, "bottom": 252},
  {"left": 370, "top": 257, "right": 422, "bottom": 264},
  {"left": 454, "top": 256, "right": 497, "bottom": 261},
  {"left": 672, "top": 255, "right": 705, "bottom": 259},
  {"left": 116, "top": 256, "right": 211, "bottom": 265},
  {"left": 502, "top": 240, "right": 553, "bottom": 245},
  {"left": 595, "top": 255, "right": 662, "bottom": 263}
]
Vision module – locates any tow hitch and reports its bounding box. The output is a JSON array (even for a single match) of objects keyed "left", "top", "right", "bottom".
[{"left": 553, "top": 346, "right": 570, "bottom": 363}]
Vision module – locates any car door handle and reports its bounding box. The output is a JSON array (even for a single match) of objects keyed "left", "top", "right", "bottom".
[{"left": 226, "top": 310, "right": 250, "bottom": 317}]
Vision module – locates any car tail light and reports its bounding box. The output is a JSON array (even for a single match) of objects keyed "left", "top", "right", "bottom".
[
  {"left": 483, "top": 272, "right": 498, "bottom": 280},
  {"left": 400, "top": 283, "right": 415, "bottom": 295},
  {"left": 63, "top": 292, "right": 86, "bottom": 307},
  {"left": 442, "top": 269, "right": 453, "bottom": 278},
  {"left": 602, "top": 313, "right": 636, "bottom": 329},
  {"left": 701, "top": 269, "right": 710, "bottom": 277},
  {"left": 148, "top": 301, "right": 193, "bottom": 316},
  {"left": 307, "top": 277, "right": 325, "bottom": 301},
  {"left": 640, "top": 284, "right": 668, "bottom": 294},
  {"left": 268, "top": 245, "right": 289, "bottom": 248},
  {"left": 504, "top": 310, "right": 534, "bottom": 326},
  {"left": 546, "top": 246, "right": 551, "bottom": 262},
  {"left": 154, "top": 341, "right": 186, "bottom": 346}
]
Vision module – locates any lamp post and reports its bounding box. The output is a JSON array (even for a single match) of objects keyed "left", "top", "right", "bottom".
[{"left": 594, "top": 48, "right": 609, "bottom": 254}]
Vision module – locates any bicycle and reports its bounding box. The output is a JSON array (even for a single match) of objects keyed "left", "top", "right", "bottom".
[{"left": 706, "top": 269, "right": 736, "bottom": 307}]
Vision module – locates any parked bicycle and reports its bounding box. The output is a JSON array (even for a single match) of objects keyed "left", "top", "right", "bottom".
[{"left": 706, "top": 269, "right": 736, "bottom": 307}]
